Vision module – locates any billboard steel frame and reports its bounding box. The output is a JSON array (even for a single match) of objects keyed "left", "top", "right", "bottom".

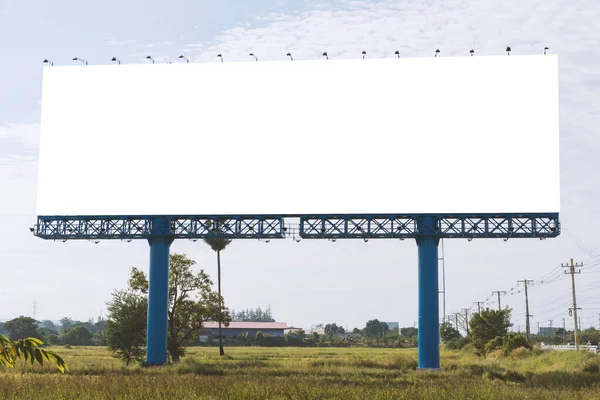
[{"left": 33, "top": 212, "right": 560, "bottom": 369}]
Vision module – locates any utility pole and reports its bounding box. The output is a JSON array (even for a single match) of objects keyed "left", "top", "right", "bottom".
[
  {"left": 473, "top": 301, "right": 484, "bottom": 314},
  {"left": 492, "top": 291, "right": 506, "bottom": 311},
  {"left": 462, "top": 308, "right": 471, "bottom": 336},
  {"left": 549, "top": 320, "right": 554, "bottom": 337},
  {"left": 563, "top": 258, "right": 582, "bottom": 350},
  {"left": 562, "top": 318, "right": 566, "bottom": 341},
  {"left": 517, "top": 279, "right": 534, "bottom": 341},
  {"left": 537, "top": 321, "right": 540, "bottom": 335}
]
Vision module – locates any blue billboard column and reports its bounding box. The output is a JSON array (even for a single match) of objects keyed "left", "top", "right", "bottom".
[
  {"left": 416, "top": 216, "right": 441, "bottom": 371},
  {"left": 145, "top": 235, "right": 174, "bottom": 365}
]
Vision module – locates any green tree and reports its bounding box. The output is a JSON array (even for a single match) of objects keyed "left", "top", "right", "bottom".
[
  {"left": 440, "top": 322, "right": 461, "bottom": 342},
  {"left": 3, "top": 316, "right": 39, "bottom": 341},
  {"left": 62, "top": 326, "right": 93, "bottom": 346},
  {"left": 127, "top": 254, "right": 229, "bottom": 363},
  {"left": 469, "top": 308, "right": 512, "bottom": 355},
  {"left": 105, "top": 289, "right": 148, "bottom": 366},
  {"left": 0, "top": 334, "right": 67, "bottom": 373},
  {"left": 324, "top": 323, "right": 345, "bottom": 337},
  {"left": 59, "top": 317, "right": 74, "bottom": 334},
  {"left": 231, "top": 306, "right": 275, "bottom": 322},
  {"left": 39, "top": 320, "right": 57, "bottom": 332},
  {"left": 365, "top": 319, "right": 388, "bottom": 338},
  {"left": 204, "top": 228, "right": 233, "bottom": 357}
]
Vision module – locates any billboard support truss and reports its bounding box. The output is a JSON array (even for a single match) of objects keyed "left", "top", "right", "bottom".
[{"left": 33, "top": 212, "right": 559, "bottom": 369}]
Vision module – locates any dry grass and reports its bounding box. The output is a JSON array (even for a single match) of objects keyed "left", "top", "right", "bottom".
[{"left": 1, "top": 346, "right": 600, "bottom": 399}]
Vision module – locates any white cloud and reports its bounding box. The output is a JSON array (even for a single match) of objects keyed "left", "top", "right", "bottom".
[
  {"left": 105, "top": 39, "right": 137, "bottom": 46},
  {"left": 0, "top": 123, "right": 40, "bottom": 149}
]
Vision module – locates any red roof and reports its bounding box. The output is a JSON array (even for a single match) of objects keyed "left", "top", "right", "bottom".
[{"left": 203, "top": 322, "right": 288, "bottom": 329}]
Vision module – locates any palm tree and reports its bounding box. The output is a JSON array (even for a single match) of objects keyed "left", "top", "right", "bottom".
[
  {"left": 0, "top": 334, "right": 67, "bottom": 373},
  {"left": 203, "top": 222, "right": 232, "bottom": 356}
]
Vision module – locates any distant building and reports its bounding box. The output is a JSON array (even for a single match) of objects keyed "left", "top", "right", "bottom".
[
  {"left": 199, "top": 322, "right": 288, "bottom": 339},
  {"left": 539, "top": 327, "right": 555, "bottom": 337},
  {"left": 385, "top": 322, "right": 399, "bottom": 331}
]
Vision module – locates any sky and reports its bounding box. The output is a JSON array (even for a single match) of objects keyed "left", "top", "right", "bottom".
[{"left": 1, "top": 0, "right": 600, "bottom": 333}]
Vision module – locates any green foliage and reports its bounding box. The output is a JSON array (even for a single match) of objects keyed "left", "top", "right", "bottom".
[
  {"left": 231, "top": 306, "right": 275, "bottom": 322},
  {"left": 485, "top": 332, "right": 531, "bottom": 356},
  {"left": 61, "top": 326, "right": 93, "bottom": 346},
  {"left": 0, "top": 334, "right": 67, "bottom": 373},
  {"left": 105, "top": 289, "right": 148, "bottom": 366},
  {"left": 469, "top": 308, "right": 512, "bottom": 355},
  {"left": 59, "top": 317, "right": 74, "bottom": 334},
  {"left": 446, "top": 336, "right": 471, "bottom": 350},
  {"left": 3, "top": 316, "right": 39, "bottom": 341},
  {"left": 440, "top": 322, "right": 461, "bottom": 342},
  {"left": 109, "top": 254, "right": 230, "bottom": 364},
  {"left": 324, "top": 323, "right": 345, "bottom": 337},
  {"left": 364, "top": 320, "right": 389, "bottom": 338}
]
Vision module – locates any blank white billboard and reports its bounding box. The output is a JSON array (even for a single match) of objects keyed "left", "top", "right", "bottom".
[{"left": 37, "top": 55, "right": 559, "bottom": 216}]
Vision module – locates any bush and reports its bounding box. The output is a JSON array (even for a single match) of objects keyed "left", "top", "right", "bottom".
[
  {"left": 446, "top": 336, "right": 471, "bottom": 350},
  {"left": 503, "top": 332, "right": 532, "bottom": 355},
  {"left": 511, "top": 346, "right": 531, "bottom": 359},
  {"left": 582, "top": 357, "right": 600, "bottom": 373}
]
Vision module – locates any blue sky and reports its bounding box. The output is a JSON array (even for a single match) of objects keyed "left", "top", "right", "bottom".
[{"left": 1, "top": 0, "right": 600, "bottom": 333}]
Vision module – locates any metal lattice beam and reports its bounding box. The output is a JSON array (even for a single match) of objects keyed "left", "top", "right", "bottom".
[
  {"left": 34, "top": 213, "right": 559, "bottom": 241},
  {"left": 299, "top": 214, "right": 559, "bottom": 239},
  {"left": 34, "top": 215, "right": 286, "bottom": 240}
]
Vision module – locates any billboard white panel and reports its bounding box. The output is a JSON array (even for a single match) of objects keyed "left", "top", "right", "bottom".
[{"left": 37, "top": 55, "right": 559, "bottom": 216}]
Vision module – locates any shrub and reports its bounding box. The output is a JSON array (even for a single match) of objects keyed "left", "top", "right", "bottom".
[
  {"left": 503, "top": 332, "right": 532, "bottom": 355},
  {"left": 582, "top": 356, "right": 600, "bottom": 373},
  {"left": 511, "top": 346, "right": 531, "bottom": 359}
]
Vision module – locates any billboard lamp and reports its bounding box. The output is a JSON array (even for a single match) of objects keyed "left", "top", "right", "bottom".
[
  {"left": 362, "top": 50, "right": 366, "bottom": 59},
  {"left": 43, "top": 59, "right": 53, "bottom": 66},
  {"left": 322, "top": 52, "right": 328, "bottom": 60},
  {"left": 394, "top": 50, "right": 400, "bottom": 58},
  {"left": 249, "top": 53, "right": 258, "bottom": 61},
  {"left": 435, "top": 49, "right": 440, "bottom": 57},
  {"left": 287, "top": 52, "right": 293, "bottom": 60},
  {"left": 178, "top": 55, "right": 189, "bottom": 63},
  {"left": 544, "top": 47, "right": 549, "bottom": 55},
  {"left": 217, "top": 54, "right": 223, "bottom": 62},
  {"left": 111, "top": 57, "right": 121, "bottom": 65},
  {"left": 73, "top": 57, "right": 88, "bottom": 65},
  {"left": 146, "top": 55, "right": 155, "bottom": 64}
]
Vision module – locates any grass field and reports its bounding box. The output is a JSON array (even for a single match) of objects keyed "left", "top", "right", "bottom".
[{"left": 2, "top": 346, "right": 600, "bottom": 399}]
